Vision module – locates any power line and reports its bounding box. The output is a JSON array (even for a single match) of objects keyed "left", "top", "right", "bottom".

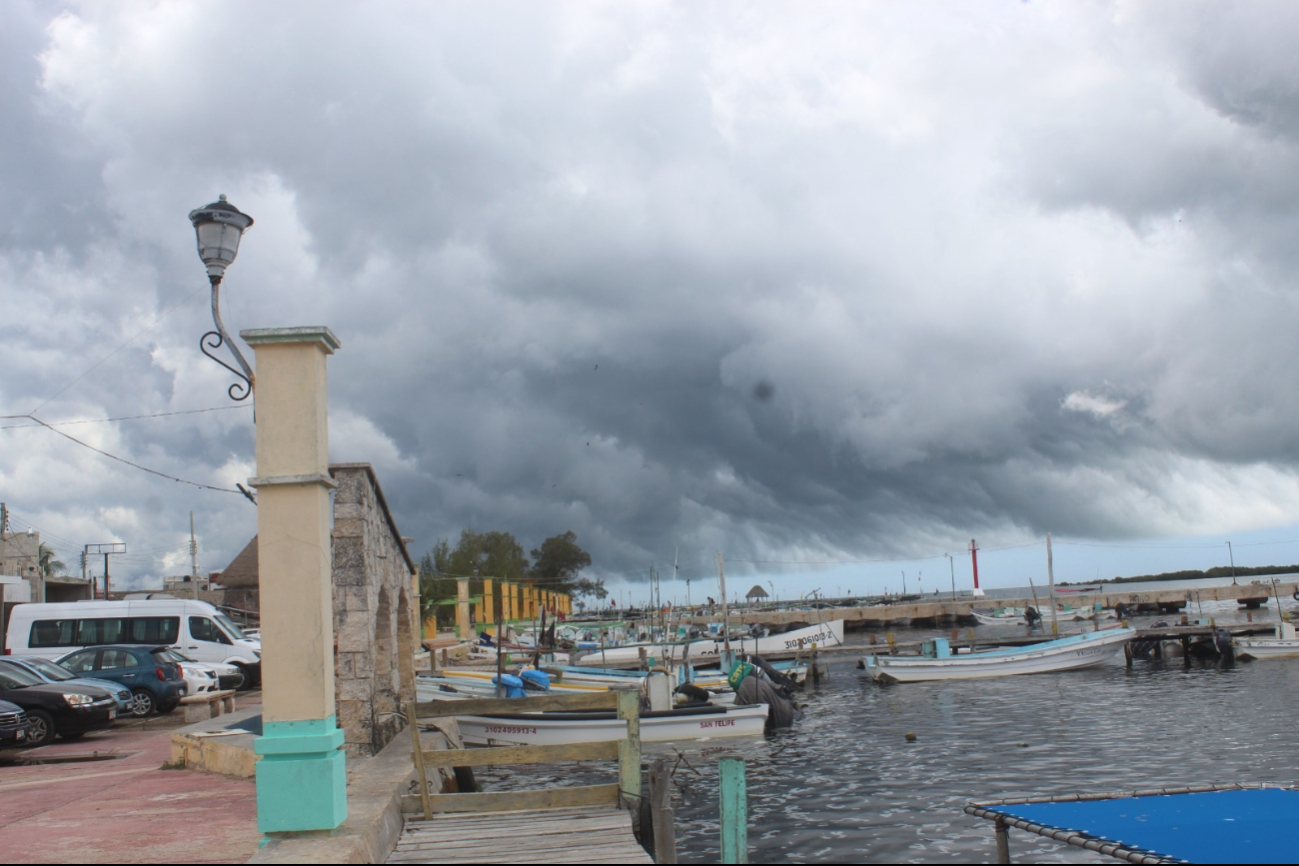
[
  {"left": 12, "top": 414, "right": 244, "bottom": 496},
  {"left": 0, "top": 405, "right": 250, "bottom": 430}
]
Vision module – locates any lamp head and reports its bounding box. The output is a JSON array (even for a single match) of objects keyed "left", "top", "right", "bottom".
[{"left": 188, "top": 194, "right": 254, "bottom": 282}]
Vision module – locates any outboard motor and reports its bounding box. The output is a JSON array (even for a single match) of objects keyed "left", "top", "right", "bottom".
[
  {"left": 492, "top": 673, "right": 526, "bottom": 698},
  {"left": 1214, "top": 628, "right": 1235, "bottom": 660},
  {"left": 686, "top": 625, "right": 704, "bottom": 640},
  {"left": 1024, "top": 606, "right": 1042, "bottom": 627}
]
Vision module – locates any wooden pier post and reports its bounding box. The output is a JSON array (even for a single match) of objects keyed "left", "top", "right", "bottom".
[
  {"left": 648, "top": 757, "right": 678, "bottom": 864},
  {"left": 995, "top": 817, "right": 1010, "bottom": 864},
  {"left": 719, "top": 756, "right": 748, "bottom": 864},
  {"left": 617, "top": 689, "right": 642, "bottom": 808}
]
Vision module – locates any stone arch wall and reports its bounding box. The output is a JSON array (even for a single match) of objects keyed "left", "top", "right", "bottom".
[{"left": 331, "top": 463, "right": 417, "bottom": 757}]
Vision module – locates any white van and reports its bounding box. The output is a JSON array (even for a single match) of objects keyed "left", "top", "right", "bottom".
[{"left": 3, "top": 599, "right": 261, "bottom": 686}]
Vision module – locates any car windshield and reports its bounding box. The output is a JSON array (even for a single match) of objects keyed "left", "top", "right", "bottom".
[
  {"left": 214, "top": 613, "right": 246, "bottom": 640},
  {"left": 25, "top": 659, "right": 74, "bottom": 682},
  {"left": 0, "top": 665, "right": 45, "bottom": 688}
]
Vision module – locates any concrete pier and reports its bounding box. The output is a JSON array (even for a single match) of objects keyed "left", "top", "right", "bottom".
[{"left": 678, "top": 581, "right": 1299, "bottom": 630}]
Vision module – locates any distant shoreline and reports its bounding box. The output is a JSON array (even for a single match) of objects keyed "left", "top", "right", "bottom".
[{"left": 1059, "top": 564, "right": 1299, "bottom": 587}]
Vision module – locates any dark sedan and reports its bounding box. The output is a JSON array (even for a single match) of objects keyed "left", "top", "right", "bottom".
[
  {"left": 0, "top": 665, "right": 117, "bottom": 747},
  {"left": 0, "top": 699, "right": 32, "bottom": 747}
]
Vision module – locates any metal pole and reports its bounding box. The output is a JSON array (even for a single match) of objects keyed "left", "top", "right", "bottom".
[
  {"left": 719, "top": 756, "right": 748, "bottom": 864},
  {"left": 1047, "top": 533, "right": 1059, "bottom": 636},
  {"left": 948, "top": 554, "right": 956, "bottom": 600},
  {"left": 717, "top": 552, "right": 731, "bottom": 660},
  {"left": 104, "top": 552, "right": 110, "bottom": 600},
  {"left": 1227, "top": 541, "right": 1237, "bottom": 585},
  {"left": 994, "top": 818, "right": 1011, "bottom": 864}
]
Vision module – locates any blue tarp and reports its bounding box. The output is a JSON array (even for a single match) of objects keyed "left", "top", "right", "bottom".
[{"left": 993, "top": 788, "right": 1297, "bottom": 864}]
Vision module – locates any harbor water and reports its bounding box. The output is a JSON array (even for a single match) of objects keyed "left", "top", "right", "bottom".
[{"left": 478, "top": 598, "right": 1299, "bottom": 862}]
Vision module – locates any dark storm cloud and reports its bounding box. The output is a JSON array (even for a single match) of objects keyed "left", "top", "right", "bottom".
[{"left": 4, "top": 1, "right": 1299, "bottom": 586}]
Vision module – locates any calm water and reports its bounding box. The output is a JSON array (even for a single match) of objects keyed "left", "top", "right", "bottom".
[{"left": 480, "top": 601, "right": 1299, "bottom": 863}]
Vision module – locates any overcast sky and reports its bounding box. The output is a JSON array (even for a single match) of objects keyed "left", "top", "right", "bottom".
[{"left": 4, "top": 0, "right": 1299, "bottom": 598}]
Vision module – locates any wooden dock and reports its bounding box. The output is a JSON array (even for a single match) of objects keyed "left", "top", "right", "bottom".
[{"left": 388, "top": 806, "right": 651, "bottom": 864}]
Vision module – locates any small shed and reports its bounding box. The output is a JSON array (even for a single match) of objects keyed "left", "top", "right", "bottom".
[{"left": 745, "top": 584, "right": 770, "bottom": 604}]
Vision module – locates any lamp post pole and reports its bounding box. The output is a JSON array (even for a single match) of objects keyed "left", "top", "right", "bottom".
[{"left": 189, "top": 196, "right": 347, "bottom": 834}]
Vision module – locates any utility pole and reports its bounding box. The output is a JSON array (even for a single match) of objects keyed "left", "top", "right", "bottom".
[
  {"left": 86, "top": 543, "right": 126, "bottom": 599},
  {"left": 190, "top": 512, "right": 201, "bottom": 599},
  {"left": 901, "top": 570, "right": 906, "bottom": 595},
  {"left": 970, "top": 538, "right": 983, "bottom": 597},
  {"left": 1227, "top": 541, "right": 1237, "bottom": 586},
  {"left": 947, "top": 553, "right": 956, "bottom": 600}
]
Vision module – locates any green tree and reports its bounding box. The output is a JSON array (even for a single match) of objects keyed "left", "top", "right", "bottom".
[
  {"left": 530, "top": 530, "right": 593, "bottom": 596},
  {"left": 38, "top": 543, "right": 65, "bottom": 577},
  {"left": 420, "top": 530, "right": 531, "bottom": 627}
]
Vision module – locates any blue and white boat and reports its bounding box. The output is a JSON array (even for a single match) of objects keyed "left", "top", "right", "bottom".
[{"left": 862, "top": 628, "right": 1135, "bottom": 683}]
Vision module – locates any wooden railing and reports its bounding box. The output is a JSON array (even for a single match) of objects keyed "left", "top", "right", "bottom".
[{"left": 404, "top": 690, "right": 641, "bottom": 820}]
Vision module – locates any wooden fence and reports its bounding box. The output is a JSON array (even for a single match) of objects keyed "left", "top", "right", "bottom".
[{"left": 403, "top": 690, "right": 641, "bottom": 820}]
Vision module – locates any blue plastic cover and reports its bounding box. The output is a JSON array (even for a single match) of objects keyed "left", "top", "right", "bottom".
[
  {"left": 519, "top": 669, "right": 550, "bottom": 691},
  {"left": 492, "top": 673, "right": 525, "bottom": 698},
  {"left": 991, "top": 788, "right": 1298, "bottom": 864}
]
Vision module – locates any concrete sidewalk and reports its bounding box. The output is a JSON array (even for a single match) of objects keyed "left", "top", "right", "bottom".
[{"left": 0, "top": 696, "right": 262, "bottom": 864}]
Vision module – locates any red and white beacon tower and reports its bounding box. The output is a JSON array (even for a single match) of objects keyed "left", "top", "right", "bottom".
[{"left": 969, "top": 538, "right": 984, "bottom": 597}]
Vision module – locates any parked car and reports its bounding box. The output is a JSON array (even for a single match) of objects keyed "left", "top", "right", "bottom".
[
  {"left": 0, "top": 699, "right": 32, "bottom": 748},
  {"left": 55, "top": 645, "right": 186, "bottom": 717},
  {"left": 0, "top": 656, "right": 133, "bottom": 714},
  {"left": 154, "top": 649, "right": 245, "bottom": 691},
  {"left": 0, "top": 665, "right": 117, "bottom": 747}
]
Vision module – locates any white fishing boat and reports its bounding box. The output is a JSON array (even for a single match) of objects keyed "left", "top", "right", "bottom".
[
  {"left": 577, "top": 619, "right": 845, "bottom": 665},
  {"left": 456, "top": 702, "right": 770, "bottom": 746},
  {"left": 862, "top": 627, "right": 1135, "bottom": 683},
  {"left": 1235, "top": 622, "right": 1299, "bottom": 660},
  {"left": 972, "top": 605, "right": 1095, "bottom": 626}
]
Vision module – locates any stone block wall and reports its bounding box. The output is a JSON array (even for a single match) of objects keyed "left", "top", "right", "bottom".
[{"left": 330, "top": 463, "right": 417, "bottom": 757}]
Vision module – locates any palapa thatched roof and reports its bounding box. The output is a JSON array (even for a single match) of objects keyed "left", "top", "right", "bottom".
[{"left": 745, "top": 584, "right": 769, "bottom": 599}]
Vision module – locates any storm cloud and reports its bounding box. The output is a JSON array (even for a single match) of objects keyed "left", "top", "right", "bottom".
[{"left": 3, "top": 1, "right": 1299, "bottom": 587}]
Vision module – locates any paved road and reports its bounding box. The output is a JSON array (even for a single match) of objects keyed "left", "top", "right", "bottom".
[{"left": 0, "top": 697, "right": 262, "bottom": 864}]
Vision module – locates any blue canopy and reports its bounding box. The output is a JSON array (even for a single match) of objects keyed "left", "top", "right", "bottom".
[{"left": 973, "top": 788, "right": 1297, "bottom": 864}]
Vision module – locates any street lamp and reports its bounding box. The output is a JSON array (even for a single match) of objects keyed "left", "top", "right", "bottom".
[{"left": 189, "top": 195, "right": 255, "bottom": 400}]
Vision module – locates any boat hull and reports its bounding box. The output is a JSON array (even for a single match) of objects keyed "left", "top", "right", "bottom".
[
  {"left": 578, "top": 620, "right": 845, "bottom": 665},
  {"left": 456, "top": 704, "right": 770, "bottom": 746},
  {"left": 1234, "top": 638, "right": 1299, "bottom": 660},
  {"left": 862, "top": 629, "right": 1135, "bottom": 683}
]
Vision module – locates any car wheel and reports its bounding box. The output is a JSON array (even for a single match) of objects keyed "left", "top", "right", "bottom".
[
  {"left": 235, "top": 663, "right": 257, "bottom": 690},
  {"left": 130, "top": 688, "right": 156, "bottom": 717},
  {"left": 26, "top": 710, "right": 55, "bottom": 747}
]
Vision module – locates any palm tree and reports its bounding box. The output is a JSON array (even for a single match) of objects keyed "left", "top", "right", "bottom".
[{"left": 38, "top": 543, "right": 65, "bottom": 577}]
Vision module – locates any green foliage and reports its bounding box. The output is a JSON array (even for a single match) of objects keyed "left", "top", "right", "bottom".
[
  {"left": 417, "top": 528, "right": 602, "bottom": 624},
  {"left": 530, "top": 530, "right": 593, "bottom": 596},
  {"left": 38, "top": 543, "right": 65, "bottom": 577}
]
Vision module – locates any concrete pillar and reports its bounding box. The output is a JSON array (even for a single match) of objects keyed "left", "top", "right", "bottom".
[
  {"left": 456, "top": 579, "right": 470, "bottom": 639},
  {"left": 242, "top": 326, "right": 346, "bottom": 833}
]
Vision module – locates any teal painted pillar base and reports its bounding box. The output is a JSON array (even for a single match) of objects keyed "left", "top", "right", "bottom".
[{"left": 255, "top": 716, "right": 347, "bottom": 832}]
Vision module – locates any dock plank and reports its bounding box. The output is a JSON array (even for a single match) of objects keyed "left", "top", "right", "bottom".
[{"left": 387, "top": 804, "right": 652, "bottom": 865}]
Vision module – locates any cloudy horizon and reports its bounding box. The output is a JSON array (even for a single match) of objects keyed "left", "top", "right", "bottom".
[{"left": 4, "top": 1, "right": 1299, "bottom": 595}]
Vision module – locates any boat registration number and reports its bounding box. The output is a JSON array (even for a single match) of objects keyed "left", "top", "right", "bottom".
[
  {"left": 483, "top": 725, "right": 538, "bottom": 735},
  {"left": 785, "top": 628, "right": 836, "bottom": 648}
]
